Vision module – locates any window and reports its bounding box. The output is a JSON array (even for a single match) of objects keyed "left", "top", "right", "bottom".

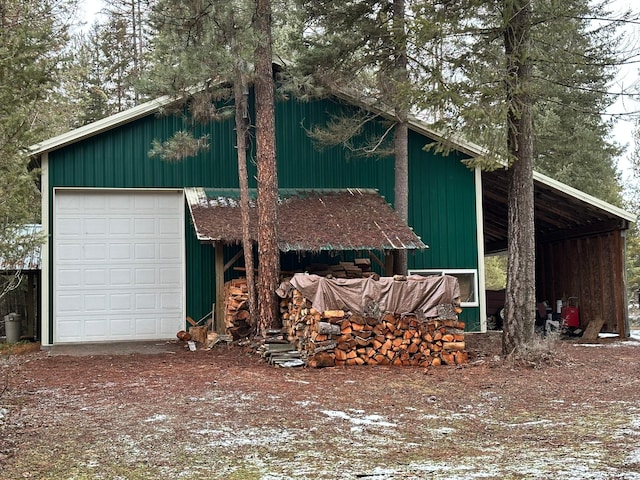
[{"left": 410, "top": 269, "right": 479, "bottom": 307}]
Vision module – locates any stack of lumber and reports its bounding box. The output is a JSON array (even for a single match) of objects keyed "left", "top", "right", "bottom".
[
  {"left": 257, "top": 331, "right": 305, "bottom": 368},
  {"left": 280, "top": 289, "right": 467, "bottom": 368},
  {"left": 306, "top": 259, "right": 374, "bottom": 279},
  {"left": 224, "top": 278, "right": 253, "bottom": 339}
]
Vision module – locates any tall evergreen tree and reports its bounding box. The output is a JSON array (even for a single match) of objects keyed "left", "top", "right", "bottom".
[
  {"left": 254, "top": 0, "right": 281, "bottom": 335},
  {"left": 0, "top": 0, "right": 72, "bottom": 297},
  {"left": 144, "top": 0, "right": 288, "bottom": 333},
  {"left": 285, "top": 0, "right": 415, "bottom": 274},
  {"left": 410, "top": 0, "right": 629, "bottom": 354},
  {"left": 97, "top": 0, "right": 152, "bottom": 110}
]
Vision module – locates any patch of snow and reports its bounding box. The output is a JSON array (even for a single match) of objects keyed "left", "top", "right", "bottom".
[
  {"left": 320, "top": 409, "right": 397, "bottom": 427},
  {"left": 144, "top": 413, "right": 169, "bottom": 423},
  {"left": 203, "top": 427, "right": 296, "bottom": 448},
  {"left": 285, "top": 378, "right": 310, "bottom": 384},
  {"left": 501, "top": 419, "right": 553, "bottom": 428}
]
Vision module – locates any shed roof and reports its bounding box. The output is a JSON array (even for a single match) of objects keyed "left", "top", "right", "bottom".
[{"left": 185, "top": 187, "right": 428, "bottom": 252}]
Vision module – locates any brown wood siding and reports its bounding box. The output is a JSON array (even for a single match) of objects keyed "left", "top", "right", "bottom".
[{"left": 537, "top": 230, "right": 627, "bottom": 336}]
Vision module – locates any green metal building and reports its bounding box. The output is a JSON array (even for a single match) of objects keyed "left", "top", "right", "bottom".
[{"left": 31, "top": 90, "right": 634, "bottom": 346}]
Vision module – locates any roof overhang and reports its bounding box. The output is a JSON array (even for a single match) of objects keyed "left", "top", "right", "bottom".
[
  {"left": 29, "top": 95, "right": 179, "bottom": 156},
  {"left": 185, "top": 187, "right": 428, "bottom": 252}
]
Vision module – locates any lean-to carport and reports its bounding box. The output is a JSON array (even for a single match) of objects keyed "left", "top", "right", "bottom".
[{"left": 482, "top": 168, "right": 636, "bottom": 336}]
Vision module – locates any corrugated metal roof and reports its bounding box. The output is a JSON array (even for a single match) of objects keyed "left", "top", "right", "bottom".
[
  {"left": 185, "top": 187, "right": 428, "bottom": 252},
  {"left": 0, "top": 224, "right": 42, "bottom": 271}
]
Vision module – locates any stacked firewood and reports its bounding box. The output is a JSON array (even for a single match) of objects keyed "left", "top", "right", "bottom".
[
  {"left": 280, "top": 289, "right": 467, "bottom": 367},
  {"left": 224, "top": 278, "right": 253, "bottom": 339}
]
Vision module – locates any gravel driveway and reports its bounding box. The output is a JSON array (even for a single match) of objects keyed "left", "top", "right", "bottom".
[{"left": 2, "top": 334, "right": 640, "bottom": 479}]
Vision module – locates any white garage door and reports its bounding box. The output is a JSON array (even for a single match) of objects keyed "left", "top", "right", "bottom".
[{"left": 54, "top": 190, "right": 184, "bottom": 343}]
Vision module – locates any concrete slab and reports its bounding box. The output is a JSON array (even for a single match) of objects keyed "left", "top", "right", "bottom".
[{"left": 44, "top": 340, "right": 184, "bottom": 357}]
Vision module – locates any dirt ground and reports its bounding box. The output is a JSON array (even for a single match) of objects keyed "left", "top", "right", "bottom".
[{"left": 1, "top": 332, "right": 640, "bottom": 480}]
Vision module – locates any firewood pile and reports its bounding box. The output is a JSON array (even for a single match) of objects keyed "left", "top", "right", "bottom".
[
  {"left": 224, "top": 278, "right": 253, "bottom": 339},
  {"left": 280, "top": 288, "right": 467, "bottom": 368},
  {"left": 224, "top": 259, "right": 373, "bottom": 340}
]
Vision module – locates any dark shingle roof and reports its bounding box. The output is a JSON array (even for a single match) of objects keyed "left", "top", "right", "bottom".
[{"left": 185, "top": 188, "right": 427, "bottom": 252}]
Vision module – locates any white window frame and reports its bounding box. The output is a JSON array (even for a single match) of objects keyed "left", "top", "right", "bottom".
[{"left": 410, "top": 268, "right": 479, "bottom": 307}]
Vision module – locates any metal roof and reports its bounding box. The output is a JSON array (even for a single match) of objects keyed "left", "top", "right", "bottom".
[
  {"left": 0, "top": 224, "right": 42, "bottom": 271},
  {"left": 185, "top": 187, "right": 428, "bottom": 252}
]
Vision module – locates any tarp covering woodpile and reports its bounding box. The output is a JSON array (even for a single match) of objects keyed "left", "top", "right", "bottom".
[
  {"left": 280, "top": 273, "right": 460, "bottom": 317},
  {"left": 185, "top": 187, "right": 427, "bottom": 252}
]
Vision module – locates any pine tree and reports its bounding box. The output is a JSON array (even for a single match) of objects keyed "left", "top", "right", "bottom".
[
  {"left": 284, "top": 0, "right": 414, "bottom": 274},
  {"left": 254, "top": 0, "right": 281, "bottom": 335},
  {"left": 145, "top": 0, "right": 289, "bottom": 333},
  {"left": 410, "top": 0, "right": 630, "bottom": 354},
  {"left": 0, "top": 0, "right": 71, "bottom": 297}
]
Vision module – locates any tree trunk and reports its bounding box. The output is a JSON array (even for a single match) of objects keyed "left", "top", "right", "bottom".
[
  {"left": 392, "top": 0, "right": 409, "bottom": 275},
  {"left": 502, "top": 0, "right": 536, "bottom": 355},
  {"left": 254, "top": 0, "right": 280, "bottom": 337},
  {"left": 233, "top": 61, "right": 258, "bottom": 329},
  {"left": 393, "top": 120, "right": 409, "bottom": 275}
]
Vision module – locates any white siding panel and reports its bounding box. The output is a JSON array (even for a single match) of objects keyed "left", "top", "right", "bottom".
[{"left": 54, "top": 190, "right": 184, "bottom": 343}]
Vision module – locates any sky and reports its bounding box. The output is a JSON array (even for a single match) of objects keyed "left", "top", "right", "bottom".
[
  {"left": 78, "top": 0, "right": 104, "bottom": 28},
  {"left": 606, "top": 1, "right": 640, "bottom": 184}
]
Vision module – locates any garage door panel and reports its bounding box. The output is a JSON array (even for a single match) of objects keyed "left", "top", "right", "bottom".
[
  {"left": 110, "top": 268, "right": 133, "bottom": 286},
  {"left": 57, "top": 243, "right": 82, "bottom": 261},
  {"left": 111, "top": 293, "right": 132, "bottom": 310},
  {"left": 160, "top": 267, "right": 181, "bottom": 285},
  {"left": 85, "top": 294, "right": 107, "bottom": 311},
  {"left": 134, "top": 218, "right": 156, "bottom": 235},
  {"left": 85, "top": 243, "right": 108, "bottom": 260},
  {"left": 57, "top": 218, "right": 82, "bottom": 236},
  {"left": 54, "top": 190, "right": 184, "bottom": 343},
  {"left": 85, "top": 318, "right": 109, "bottom": 337},
  {"left": 85, "top": 269, "right": 107, "bottom": 285},
  {"left": 109, "top": 218, "right": 132, "bottom": 235},
  {"left": 57, "top": 319, "right": 83, "bottom": 341},
  {"left": 159, "top": 218, "right": 181, "bottom": 235}
]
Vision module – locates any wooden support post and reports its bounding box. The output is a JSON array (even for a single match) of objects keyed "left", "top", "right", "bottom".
[
  {"left": 384, "top": 251, "right": 394, "bottom": 277},
  {"left": 215, "top": 242, "right": 225, "bottom": 333}
]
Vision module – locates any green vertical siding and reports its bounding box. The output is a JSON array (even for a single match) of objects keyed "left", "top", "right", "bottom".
[
  {"left": 185, "top": 210, "right": 215, "bottom": 326},
  {"left": 47, "top": 94, "right": 481, "bottom": 332}
]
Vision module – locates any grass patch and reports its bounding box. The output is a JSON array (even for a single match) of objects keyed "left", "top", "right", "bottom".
[{"left": 0, "top": 340, "right": 41, "bottom": 356}]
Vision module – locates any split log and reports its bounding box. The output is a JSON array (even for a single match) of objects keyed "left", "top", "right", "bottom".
[
  {"left": 189, "top": 325, "right": 209, "bottom": 345},
  {"left": 442, "top": 341, "right": 466, "bottom": 351},
  {"left": 580, "top": 315, "right": 606, "bottom": 343},
  {"left": 317, "top": 322, "right": 341, "bottom": 335}
]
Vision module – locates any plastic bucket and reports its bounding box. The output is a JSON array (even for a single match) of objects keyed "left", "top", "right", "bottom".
[{"left": 4, "top": 313, "right": 21, "bottom": 343}]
